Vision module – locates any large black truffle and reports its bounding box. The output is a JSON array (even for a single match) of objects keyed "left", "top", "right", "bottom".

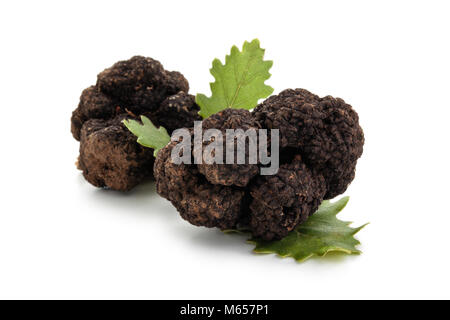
[
  {"left": 71, "top": 56, "right": 201, "bottom": 190},
  {"left": 254, "top": 88, "right": 364, "bottom": 199}
]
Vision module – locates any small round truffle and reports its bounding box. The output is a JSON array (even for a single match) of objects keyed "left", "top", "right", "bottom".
[
  {"left": 195, "top": 109, "right": 261, "bottom": 187},
  {"left": 154, "top": 139, "right": 247, "bottom": 230},
  {"left": 254, "top": 88, "right": 364, "bottom": 199},
  {"left": 78, "top": 115, "right": 154, "bottom": 191},
  {"left": 249, "top": 155, "right": 326, "bottom": 240}
]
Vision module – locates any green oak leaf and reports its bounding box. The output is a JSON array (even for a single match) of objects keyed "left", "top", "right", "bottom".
[
  {"left": 227, "top": 197, "right": 368, "bottom": 263},
  {"left": 122, "top": 116, "right": 170, "bottom": 157},
  {"left": 196, "top": 39, "right": 274, "bottom": 118}
]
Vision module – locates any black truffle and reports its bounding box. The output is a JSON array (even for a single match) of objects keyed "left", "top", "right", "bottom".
[
  {"left": 78, "top": 115, "right": 154, "bottom": 191},
  {"left": 249, "top": 155, "right": 326, "bottom": 240},
  {"left": 71, "top": 56, "right": 194, "bottom": 140},
  {"left": 152, "top": 92, "right": 202, "bottom": 134},
  {"left": 195, "top": 109, "right": 261, "bottom": 187},
  {"left": 71, "top": 56, "right": 201, "bottom": 190},
  {"left": 254, "top": 88, "right": 364, "bottom": 199},
  {"left": 154, "top": 139, "right": 246, "bottom": 229}
]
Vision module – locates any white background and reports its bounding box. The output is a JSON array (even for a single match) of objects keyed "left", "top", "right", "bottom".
[{"left": 1, "top": 0, "right": 449, "bottom": 299}]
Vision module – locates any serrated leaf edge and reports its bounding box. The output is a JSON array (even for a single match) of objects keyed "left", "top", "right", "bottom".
[
  {"left": 226, "top": 197, "right": 368, "bottom": 263},
  {"left": 196, "top": 38, "right": 274, "bottom": 119}
]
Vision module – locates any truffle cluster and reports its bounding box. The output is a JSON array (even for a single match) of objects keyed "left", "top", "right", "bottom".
[
  {"left": 71, "top": 56, "right": 201, "bottom": 191},
  {"left": 154, "top": 89, "right": 364, "bottom": 240}
]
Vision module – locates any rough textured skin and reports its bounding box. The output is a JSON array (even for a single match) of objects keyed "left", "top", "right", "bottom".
[
  {"left": 254, "top": 89, "right": 323, "bottom": 149},
  {"left": 254, "top": 88, "right": 364, "bottom": 199},
  {"left": 154, "top": 140, "right": 246, "bottom": 229},
  {"left": 71, "top": 86, "right": 117, "bottom": 141},
  {"left": 154, "top": 92, "right": 364, "bottom": 240},
  {"left": 71, "top": 56, "right": 199, "bottom": 191},
  {"left": 96, "top": 56, "right": 189, "bottom": 115},
  {"left": 195, "top": 109, "right": 261, "bottom": 187},
  {"left": 152, "top": 92, "right": 201, "bottom": 133},
  {"left": 78, "top": 115, "right": 154, "bottom": 191},
  {"left": 71, "top": 56, "right": 192, "bottom": 141},
  {"left": 311, "top": 96, "right": 364, "bottom": 198},
  {"left": 249, "top": 155, "right": 326, "bottom": 240}
]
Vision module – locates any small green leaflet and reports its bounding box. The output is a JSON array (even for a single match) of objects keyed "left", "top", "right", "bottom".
[
  {"left": 196, "top": 39, "right": 274, "bottom": 118},
  {"left": 122, "top": 116, "right": 170, "bottom": 157},
  {"left": 226, "top": 197, "right": 368, "bottom": 263}
]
